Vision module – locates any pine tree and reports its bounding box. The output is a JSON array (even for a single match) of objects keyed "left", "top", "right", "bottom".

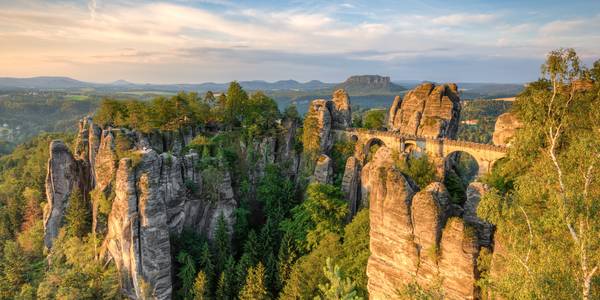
[
  {"left": 177, "top": 251, "right": 197, "bottom": 299},
  {"left": 213, "top": 213, "right": 230, "bottom": 275},
  {"left": 239, "top": 262, "right": 268, "bottom": 300},
  {"left": 193, "top": 271, "right": 208, "bottom": 300},
  {"left": 277, "top": 234, "right": 297, "bottom": 291},
  {"left": 216, "top": 256, "right": 236, "bottom": 300},
  {"left": 315, "top": 257, "right": 361, "bottom": 300},
  {"left": 65, "top": 186, "right": 91, "bottom": 238}
]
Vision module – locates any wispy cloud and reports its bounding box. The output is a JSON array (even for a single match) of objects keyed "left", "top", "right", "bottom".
[{"left": 0, "top": 0, "right": 598, "bottom": 83}]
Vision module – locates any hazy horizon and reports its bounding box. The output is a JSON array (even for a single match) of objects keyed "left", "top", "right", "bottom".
[{"left": 2, "top": 0, "right": 599, "bottom": 83}]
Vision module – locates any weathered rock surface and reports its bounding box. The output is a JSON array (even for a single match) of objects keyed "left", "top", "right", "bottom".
[
  {"left": 438, "top": 218, "right": 480, "bottom": 299},
  {"left": 44, "top": 114, "right": 305, "bottom": 299},
  {"left": 105, "top": 152, "right": 172, "bottom": 299},
  {"left": 305, "top": 99, "right": 333, "bottom": 154},
  {"left": 313, "top": 154, "right": 333, "bottom": 185},
  {"left": 464, "top": 182, "right": 494, "bottom": 248},
  {"left": 44, "top": 140, "right": 80, "bottom": 248},
  {"left": 388, "top": 83, "right": 461, "bottom": 138},
  {"left": 341, "top": 156, "right": 360, "bottom": 217},
  {"left": 331, "top": 89, "right": 352, "bottom": 129},
  {"left": 410, "top": 182, "right": 451, "bottom": 286},
  {"left": 364, "top": 147, "right": 419, "bottom": 298},
  {"left": 364, "top": 146, "right": 490, "bottom": 299},
  {"left": 492, "top": 112, "right": 522, "bottom": 146},
  {"left": 303, "top": 89, "right": 352, "bottom": 155}
]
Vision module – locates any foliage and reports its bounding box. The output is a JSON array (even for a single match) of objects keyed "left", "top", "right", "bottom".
[
  {"left": 239, "top": 262, "right": 268, "bottom": 300},
  {"left": 338, "top": 209, "right": 370, "bottom": 298},
  {"left": 315, "top": 257, "right": 362, "bottom": 300},
  {"left": 281, "top": 183, "right": 348, "bottom": 252},
  {"left": 176, "top": 251, "right": 197, "bottom": 300},
  {"left": 35, "top": 232, "right": 119, "bottom": 299},
  {"left": 394, "top": 153, "right": 438, "bottom": 189},
  {"left": 193, "top": 271, "right": 208, "bottom": 300},
  {"left": 64, "top": 187, "right": 91, "bottom": 238},
  {"left": 457, "top": 100, "right": 512, "bottom": 143},
  {"left": 477, "top": 49, "right": 600, "bottom": 299},
  {"left": 362, "top": 109, "right": 386, "bottom": 130},
  {"left": 331, "top": 140, "right": 356, "bottom": 186}
]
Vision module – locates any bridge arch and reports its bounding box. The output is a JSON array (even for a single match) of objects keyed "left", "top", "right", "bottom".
[
  {"left": 444, "top": 150, "right": 480, "bottom": 183},
  {"left": 364, "top": 137, "right": 386, "bottom": 162}
]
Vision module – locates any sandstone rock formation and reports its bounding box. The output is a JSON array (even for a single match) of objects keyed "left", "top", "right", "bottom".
[
  {"left": 313, "top": 154, "right": 333, "bottom": 185},
  {"left": 303, "top": 90, "right": 352, "bottom": 155},
  {"left": 364, "top": 146, "right": 492, "bottom": 299},
  {"left": 304, "top": 99, "right": 333, "bottom": 154},
  {"left": 331, "top": 89, "right": 352, "bottom": 129},
  {"left": 341, "top": 156, "right": 360, "bottom": 217},
  {"left": 492, "top": 112, "right": 522, "bottom": 146},
  {"left": 44, "top": 140, "right": 80, "bottom": 248},
  {"left": 388, "top": 83, "right": 461, "bottom": 138},
  {"left": 43, "top": 114, "right": 301, "bottom": 299}
]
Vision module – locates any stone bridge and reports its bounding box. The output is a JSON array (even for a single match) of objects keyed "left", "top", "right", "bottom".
[{"left": 333, "top": 128, "right": 508, "bottom": 176}]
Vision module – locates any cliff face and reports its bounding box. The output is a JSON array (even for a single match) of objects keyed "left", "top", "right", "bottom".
[
  {"left": 363, "top": 146, "right": 492, "bottom": 299},
  {"left": 388, "top": 83, "right": 461, "bottom": 138},
  {"left": 492, "top": 112, "right": 522, "bottom": 146},
  {"left": 303, "top": 89, "right": 352, "bottom": 155},
  {"left": 43, "top": 115, "right": 299, "bottom": 299}
]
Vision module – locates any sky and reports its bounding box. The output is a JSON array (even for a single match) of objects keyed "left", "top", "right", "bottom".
[{"left": 1, "top": 0, "right": 599, "bottom": 84}]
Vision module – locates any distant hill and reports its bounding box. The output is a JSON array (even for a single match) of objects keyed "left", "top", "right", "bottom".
[
  {"left": 0, "top": 76, "right": 335, "bottom": 92},
  {"left": 335, "top": 75, "right": 405, "bottom": 95},
  {"left": 0, "top": 76, "right": 91, "bottom": 89}
]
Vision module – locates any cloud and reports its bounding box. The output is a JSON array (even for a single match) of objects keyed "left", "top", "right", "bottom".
[
  {"left": 88, "top": 0, "right": 97, "bottom": 20},
  {"left": 432, "top": 13, "right": 497, "bottom": 26},
  {"left": 0, "top": 1, "right": 598, "bottom": 82}
]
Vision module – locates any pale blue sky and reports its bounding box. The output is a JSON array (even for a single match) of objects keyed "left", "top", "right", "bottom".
[{"left": 1, "top": 0, "right": 599, "bottom": 83}]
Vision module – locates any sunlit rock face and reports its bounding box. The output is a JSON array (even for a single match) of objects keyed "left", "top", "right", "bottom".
[
  {"left": 388, "top": 82, "right": 461, "bottom": 138},
  {"left": 364, "top": 146, "right": 491, "bottom": 300},
  {"left": 492, "top": 112, "right": 522, "bottom": 146}
]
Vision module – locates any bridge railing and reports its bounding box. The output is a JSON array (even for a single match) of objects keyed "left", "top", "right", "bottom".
[{"left": 340, "top": 128, "right": 508, "bottom": 153}]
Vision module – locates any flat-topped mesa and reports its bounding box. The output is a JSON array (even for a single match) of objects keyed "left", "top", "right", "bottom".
[{"left": 388, "top": 82, "right": 461, "bottom": 139}]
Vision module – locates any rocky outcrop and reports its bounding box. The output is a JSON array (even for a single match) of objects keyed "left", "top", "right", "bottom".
[
  {"left": 341, "top": 156, "right": 360, "bottom": 217},
  {"left": 364, "top": 146, "right": 491, "bottom": 299},
  {"left": 303, "top": 90, "right": 352, "bottom": 155},
  {"left": 364, "top": 147, "right": 419, "bottom": 298},
  {"left": 464, "top": 183, "right": 494, "bottom": 248},
  {"left": 304, "top": 99, "right": 333, "bottom": 154},
  {"left": 492, "top": 112, "right": 522, "bottom": 146},
  {"left": 44, "top": 114, "right": 306, "bottom": 299},
  {"left": 312, "top": 154, "right": 333, "bottom": 185},
  {"left": 105, "top": 152, "right": 172, "bottom": 299},
  {"left": 44, "top": 140, "right": 80, "bottom": 248},
  {"left": 388, "top": 83, "right": 461, "bottom": 138},
  {"left": 331, "top": 89, "right": 352, "bottom": 129},
  {"left": 438, "top": 218, "right": 480, "bottom": 299}
]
